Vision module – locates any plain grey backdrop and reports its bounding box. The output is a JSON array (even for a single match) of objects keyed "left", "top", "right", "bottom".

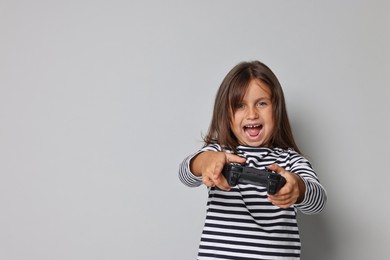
[{"left": 1, "top": 0, "right": 389, "bottom": 259}]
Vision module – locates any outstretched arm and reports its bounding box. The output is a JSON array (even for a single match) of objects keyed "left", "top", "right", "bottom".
[
  {"left": 178, "top": 145, "right": 246, "bottom": 190},
  {"left": 190, "top": 151, "right": 246, "bottom": 190},
  {"left": 266, "top": 155, "right": 327, "bottom": 215}
]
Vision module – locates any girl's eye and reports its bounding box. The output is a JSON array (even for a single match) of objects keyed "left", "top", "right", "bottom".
[
  {"left": 235, "top": 103, "right": 245, "bottom": 109},
  {"left": 257, "top": 101, "right": 268, "bottom": 107}
]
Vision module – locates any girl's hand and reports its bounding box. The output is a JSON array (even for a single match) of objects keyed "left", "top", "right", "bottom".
[
  {"left": 190, "top": 151, "right": 246, "bottom": 190},
  {"left": 266, "top": 164, "right": 306, "bottom": 208}
]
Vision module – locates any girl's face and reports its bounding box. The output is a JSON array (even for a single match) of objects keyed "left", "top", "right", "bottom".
[{"left": 230, "top": 79, "right": 274, "bottom": 147}]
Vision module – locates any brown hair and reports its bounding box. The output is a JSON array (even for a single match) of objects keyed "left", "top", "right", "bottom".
[{"left": 203, "top": 60, "right": 301, "bottom": 154}]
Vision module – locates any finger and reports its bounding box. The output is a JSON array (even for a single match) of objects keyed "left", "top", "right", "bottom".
[
  {"left": 268, "top": 193, "right": 288, "bottom": 201},
  {"left": 268, "top": 196, "right": 295, "bottom": 208},
  {"left": 215, "top": 180, "right": 231, "bottom": 191},
  {"left": 212, "top": 160, "right": 225, "bottom": 179},
  {"left": 272, "top": 183, "right": 292, "bottom": 196},
  {"left": 268, "top": 192, "right": 298, "bottom": 205},
  {"left": 202, "top": 176, "right": 215, "bottom": 187},
  {"left": 273, "top": 201, "right": 294, "bottom": 209},
  {"left": 225, "top": 153, "right": 246, "bottom": 164},
  {"left": 213, "top": 173, "right": 231, "bottom": 191},
  {"left": 267, "top": 164, "right": 284, "bottom": 174}
]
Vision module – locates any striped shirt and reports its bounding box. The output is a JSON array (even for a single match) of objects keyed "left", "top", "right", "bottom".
[{"left": 179, "top": 144, "right": 327, "bottom": 259}]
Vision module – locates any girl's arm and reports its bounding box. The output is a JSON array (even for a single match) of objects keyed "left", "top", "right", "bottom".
[
  {"left": 273, "top": 153, "right": 327, "bottom": 215},
  {"left": 178, "top": 145, "right": 246, "bottom": 190}
]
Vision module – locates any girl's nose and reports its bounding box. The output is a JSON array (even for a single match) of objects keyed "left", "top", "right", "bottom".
[{"left": 247, "top": 106, "right": 259, "bottom": 119}]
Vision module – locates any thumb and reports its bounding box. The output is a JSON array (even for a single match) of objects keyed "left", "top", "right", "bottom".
[
  {"left": 225, "top": 153, "right": 246, "bottom": 164},
  {"left": 267, "top": 164, "right": 284, "bottom": 175}
]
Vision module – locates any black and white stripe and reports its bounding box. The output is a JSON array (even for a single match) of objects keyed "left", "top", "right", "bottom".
[{"left": 179, "top": 144, "right": 327, "bottom": 259}]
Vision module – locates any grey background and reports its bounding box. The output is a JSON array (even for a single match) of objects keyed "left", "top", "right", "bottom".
[{"left": 1, "top": 0, "right": 389, "bottom": 259}]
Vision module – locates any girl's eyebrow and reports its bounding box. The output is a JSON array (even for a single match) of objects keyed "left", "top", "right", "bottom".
[
  {"left": 256, "top": 97, "right": 271, "bottom": 101},
  {"left": 240, "top": 97, "right": 270, "bottom": 103}
]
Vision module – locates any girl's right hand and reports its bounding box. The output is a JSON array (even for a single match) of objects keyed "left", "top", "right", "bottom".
[{"left": 190, "top": 151, "right": 246, "bottom": 190}]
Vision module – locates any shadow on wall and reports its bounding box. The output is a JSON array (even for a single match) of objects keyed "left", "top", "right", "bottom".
[{"left": 298, "top": 211, "right": 334, "bottom": 260}]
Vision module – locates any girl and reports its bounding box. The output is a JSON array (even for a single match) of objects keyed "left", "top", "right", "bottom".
[{"left": 178, "top": 60, "right": 327, "bottom": 259}]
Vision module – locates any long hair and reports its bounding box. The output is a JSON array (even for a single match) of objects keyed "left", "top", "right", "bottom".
[{"left": 203, "top": 60, "right": 301, "bottom": 154}]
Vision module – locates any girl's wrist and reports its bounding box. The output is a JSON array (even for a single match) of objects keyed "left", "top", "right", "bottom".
[{"left": 190, "top": 152, "right": 205, "bottom": 177}]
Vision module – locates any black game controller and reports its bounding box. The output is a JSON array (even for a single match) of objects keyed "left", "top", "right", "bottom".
[{"left": 222, "top": 164, "right": 286, "bottom": 195}]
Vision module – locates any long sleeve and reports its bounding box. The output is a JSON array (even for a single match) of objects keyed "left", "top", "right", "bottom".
[
  {"left": 296, "top": 176, "right": 327, "bottom": 214},
  {"left": 292, "top": 161, "right": 327, "bottom": 215},
  {"left": 178, "top": 153, "right": 203, "bottom": 187},
  {"left": 289, "top": 154, "right": 327, "bottom": 215},
  {"left": 178, "top": 144, "right": 222, "bottom": 187}
]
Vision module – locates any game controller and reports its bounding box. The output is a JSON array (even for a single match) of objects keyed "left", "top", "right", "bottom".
[{"left": 222, "top": 164, "right": 286, "bottom": 195}]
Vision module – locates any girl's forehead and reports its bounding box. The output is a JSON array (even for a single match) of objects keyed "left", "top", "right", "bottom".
[
  {"left": 227, "top": 78, "right": 272, "bottom": 107},
  {"left": 243, "top": 79, "right": 272, "bottom": 97},
  {"left": 252, "top": 79, "right": 271, "bottom": 91}
]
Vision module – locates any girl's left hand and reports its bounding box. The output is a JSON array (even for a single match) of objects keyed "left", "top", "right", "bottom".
[{"left": 266, "top": 164, "right": 306, "bottom": 208}]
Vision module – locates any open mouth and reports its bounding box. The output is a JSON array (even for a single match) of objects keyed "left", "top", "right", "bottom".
[{"left": 243, "top": 124, "right": 263, "bottom": 137}]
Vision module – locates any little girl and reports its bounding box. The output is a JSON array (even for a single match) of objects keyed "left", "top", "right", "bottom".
[{"left": 178, "top": 60, "right": 327, "bottom": 259}]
